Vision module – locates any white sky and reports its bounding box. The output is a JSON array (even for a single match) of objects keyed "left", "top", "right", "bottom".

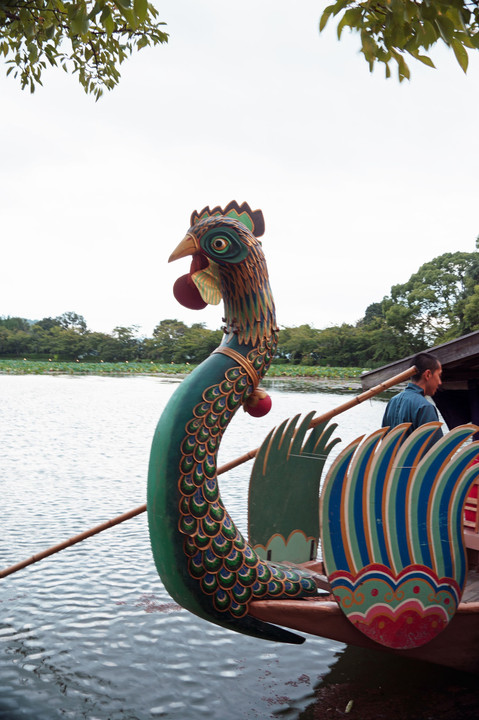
[{"left": 2, "top": 0, "right": 479, "bottom": 337}]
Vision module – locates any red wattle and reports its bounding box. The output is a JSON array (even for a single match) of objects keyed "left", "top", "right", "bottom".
[{"left": 173, "top": 274, "right": 207, "bottom": 310}]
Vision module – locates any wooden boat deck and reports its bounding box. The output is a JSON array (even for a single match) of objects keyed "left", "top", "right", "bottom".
[{"left": 463, "top": 569, "right": 479, "bottom": 603}]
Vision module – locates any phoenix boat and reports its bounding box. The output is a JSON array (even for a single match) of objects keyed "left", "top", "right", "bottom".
[{"left": 146, "top": 202, "right": 479, "bottom": 675}]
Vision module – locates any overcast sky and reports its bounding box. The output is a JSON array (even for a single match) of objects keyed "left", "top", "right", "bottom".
[{"left": 2, "top": 1, "right": 479, "bottom": 337}]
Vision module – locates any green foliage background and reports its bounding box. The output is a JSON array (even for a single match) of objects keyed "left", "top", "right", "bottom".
[
  {"left": 320, "top": 0, "right": 479, "bottom": 80},
  {"left": 1, "top": 246, "right": 479, "bottom": 369},
  {"left": 0, "top": 0, "right": 168, "bottom": 97},
  {"left": 3, "top": 0, "right": 479, "bottom": 95}
]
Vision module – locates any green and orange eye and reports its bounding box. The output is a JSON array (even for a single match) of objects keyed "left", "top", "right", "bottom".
[
  {"left": 211, "top": 237, "right": 230, "bottom": 253},
  {"left": 200, "top": 228, "right": 248, "bottom": 263}
]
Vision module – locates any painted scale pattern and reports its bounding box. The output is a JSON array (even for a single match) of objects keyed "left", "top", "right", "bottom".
[
  {"left": 148, "top": 202, "right": 320, "bottom": 643},
  {"left": 320, "top": 421, "right": 479, "bottom": 649},
  {"left": 178, "top": 353, "right": 318, "bottom": 620}
]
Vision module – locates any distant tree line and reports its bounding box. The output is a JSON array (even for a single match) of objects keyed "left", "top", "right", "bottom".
[
  {"left": 2, "top": 247, "right": 479, "bottom": 367},
  {"left": 0, "top": 313, "right": 223, "bottom": 364}
]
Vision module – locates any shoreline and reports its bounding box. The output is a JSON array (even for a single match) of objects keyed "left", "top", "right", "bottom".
[{"left": 0, "top": 359, "right": 368, "bottom": 391}]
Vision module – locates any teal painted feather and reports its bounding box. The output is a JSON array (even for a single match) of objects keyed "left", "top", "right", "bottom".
[{"left": 248, "top": 412, "right": 340, "bottom": 562}]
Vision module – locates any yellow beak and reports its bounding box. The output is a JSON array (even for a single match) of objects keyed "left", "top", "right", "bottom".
[{"left": 168, "top": 233, "right": 199, "bottom": 263}]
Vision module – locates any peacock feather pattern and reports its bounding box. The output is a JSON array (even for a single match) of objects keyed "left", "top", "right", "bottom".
[
  {"left": 320, "top": 421, "right": 479, "bottom": 649},
  {"left": 148, "top": 202, "right": 321, "bottom": 644}
]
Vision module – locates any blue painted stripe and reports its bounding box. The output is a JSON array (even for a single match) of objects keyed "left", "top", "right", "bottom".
[
  {"left": 416, "top": 431, "right": 473, "bottom": 565},
  {"left": 436, "top": 468, "right": 463, "bottom": 578},
  {"left": 372, "top": 438, "right": 400, "bottom": 565},
  {"left": 326, "top": 451, "right": 355, "bottom": 571},
  {"left": 416, "top": 454, "right": 445, "bottom": 566},
  {"left": 390, "top": 427, "right": 440, "bottom": 570},
  {"left": 392, "top": 436, "right": 427, "bottom": 568},
  {"left": 353, "top": 443, "right": 377, "bottom": 568},
  {"left": 434, "top": 445, "right": 478, "bottom": 578},
  {"left": 395, "top": 465, "right": 414, "bottom": 567}
]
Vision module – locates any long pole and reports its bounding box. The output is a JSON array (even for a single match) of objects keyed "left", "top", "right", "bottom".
[
  {"left": 0, "top": 505, "right": 146, "bottom": 579},
  {"left": 0, "top": 365, "right": 415, "bottom": 579},
  {"left": 217, "top": 365, "right": 417, "bottom": 474}
]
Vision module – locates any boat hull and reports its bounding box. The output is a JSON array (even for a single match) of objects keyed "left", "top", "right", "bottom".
[{"left": 249, "top": 598, "right": 479, "bottom": 675}]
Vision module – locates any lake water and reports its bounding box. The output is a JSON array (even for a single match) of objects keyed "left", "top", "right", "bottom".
[{"left": 1, "top": 374, "right": 478, "bottom": 720}]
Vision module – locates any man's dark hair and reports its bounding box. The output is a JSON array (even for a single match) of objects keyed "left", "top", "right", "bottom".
[{"left": 412, "top": 352, "right": 440, "bottom": 381}]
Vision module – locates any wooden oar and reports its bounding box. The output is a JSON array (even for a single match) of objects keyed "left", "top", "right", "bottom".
[
  {"left": 219, "top": 365, "right": 417, "bottom": 474},
  {"left": 0, "top": 506, "right": 146, "bottom": 579},
  {"left": 0, "top": 365, "right": 415, "bottom": 579}
]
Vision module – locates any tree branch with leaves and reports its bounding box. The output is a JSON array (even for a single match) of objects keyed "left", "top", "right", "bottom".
[
  {"left": 0, "top": 0, "right": 168, "bottom": 97},
  {"left": 320, "top": 0, "right": 479, "bottom": 80}
]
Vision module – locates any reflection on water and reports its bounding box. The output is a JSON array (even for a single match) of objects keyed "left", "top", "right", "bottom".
[
  {"left": 300, "top": 645, "right": 479, "bottom": 719},
  {"left": 262, "top": 376, "right": 363, "bottom": 395},
  {"left": 1, "top": 374, "right": 467, "bottom": 720}
]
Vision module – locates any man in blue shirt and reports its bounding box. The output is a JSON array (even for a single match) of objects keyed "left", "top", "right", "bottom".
[{"left": 382, "top": 352, "right": 443, "bottom": 447}]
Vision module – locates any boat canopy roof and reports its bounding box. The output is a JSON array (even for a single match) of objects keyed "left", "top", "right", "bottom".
[{"left": 360, "top": 330, "right": 479, "bottom": 430}]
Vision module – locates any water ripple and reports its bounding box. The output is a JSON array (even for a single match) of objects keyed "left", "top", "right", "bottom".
[{"left": 1, "top": 375, "right": 385, "bottom": 719}]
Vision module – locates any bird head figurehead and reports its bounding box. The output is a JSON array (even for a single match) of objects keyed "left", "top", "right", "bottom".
[
  {"left": 169, "top": 201, "right": 265, "bottom": 309},
  {"left": 169, "top": 201, "right": 275, "bottom": 347}
]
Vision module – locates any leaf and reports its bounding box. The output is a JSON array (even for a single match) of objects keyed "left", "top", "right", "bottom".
[
  {"left": 320, "top": 0, "right": 351, "bottom": 31},
  {"left": 332, "top": 0, "right": 353, "bottom": 15},
  {"left": 451, "top": 37, "right": 469, "bottom": 71},
  {"left": 134, "top": 0, "right": 148, "bottom": 24},
  {"left": 461, "top": 33, "right": 475, "bottom": 50},
  {"left": 23, "top": 19, "right": 35, "bottom": 39},
  {"left": 361, "top": 29, "right": 378, "bottom": 61},
  {"left": 336, "top": 15, "right": 347, "bottom": 39},
  {"left": 115, "top": 3, "right": 136, "bottom": 25},
  {"left": 321, "top": 2, "right": 337, "bottom": 12},
  {"left": 421, "top": 5, "right": 437, "bottom": 22},
  {"left": 137, "top": 35, "right": 149, "bottom": 49},
  {"left": 28, "top": 42, "right": 38, "bottom": 62},
  {"left": 45, "top": 24, "right": 56, "bottom": 40},
  {"left": 70, "top": 7, "right": 89, "bottom": 36},
  {"left": 421, "top": 20, "right": 440, "bottom": 47},
  {"left": 393, "top": 50, "right": 411, "bottom": 80},
  {"left": 447, "top": 6, "right": 468, "bottom": 33},
  {"left": 88, "top": 1, "right": 104, "bottom": 20},
  {"left": 435, "top": 15, "right": 455, "bottom": 44},
  {"left": 336, "top": 7, "right": 362, "bottom": 38},
  {"left": 411, "top": 52, "right": 436, "bottom": 68},
  {"left": 100, "top": 6, "right": 116, "bottom": 35},
  {"left": 319, "top": 11, "right": 332, "bottom": 33}
]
